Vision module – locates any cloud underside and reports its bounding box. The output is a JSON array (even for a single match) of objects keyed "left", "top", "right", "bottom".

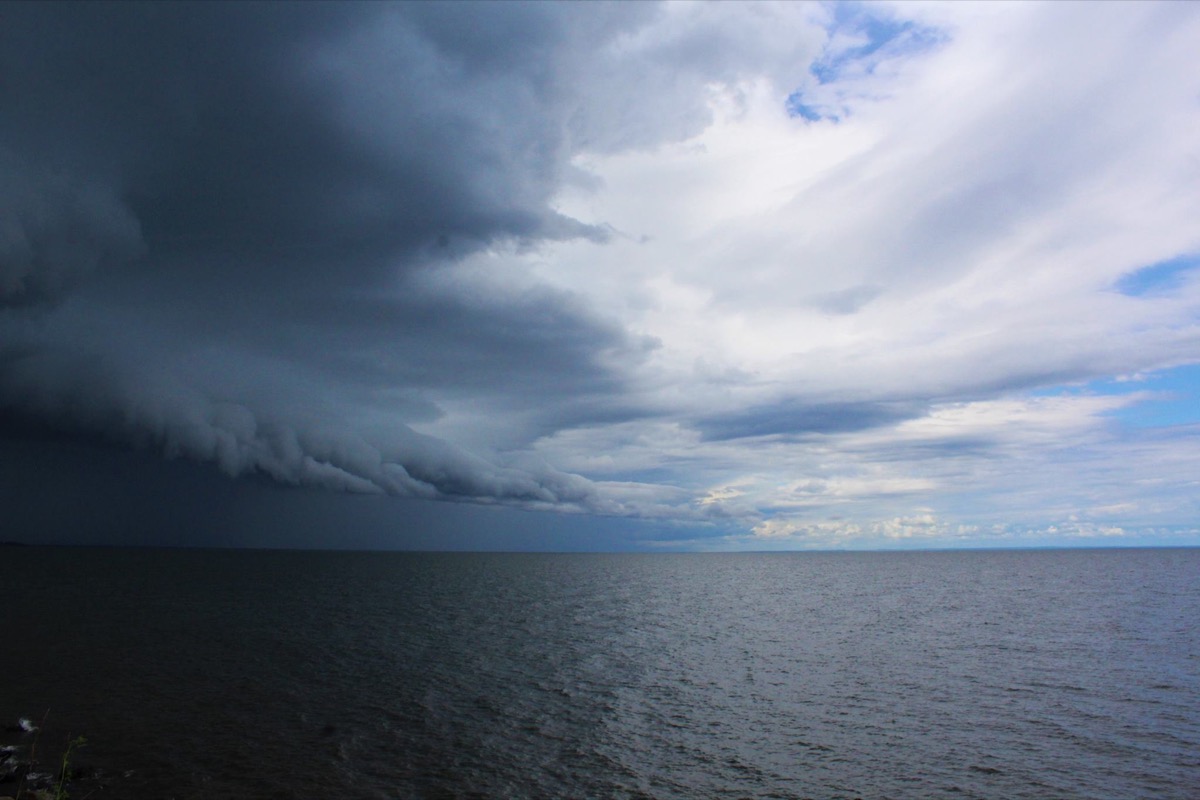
[{"left": 2, "top": 2, "right": 1199, "bottom": 546}]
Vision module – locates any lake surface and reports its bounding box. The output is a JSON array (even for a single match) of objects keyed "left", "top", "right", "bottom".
[{"left": 2, "top": 547, "right": 1198, "bottom": 799}]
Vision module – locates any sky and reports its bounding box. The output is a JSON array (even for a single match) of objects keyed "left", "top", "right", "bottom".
[{"left": 1, "top": 1, "right": 1198, "bottom": 551}]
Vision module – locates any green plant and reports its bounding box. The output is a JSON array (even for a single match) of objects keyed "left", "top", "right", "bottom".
[{"left": 53, "top": 736, "right": 86, "bottom": 800}]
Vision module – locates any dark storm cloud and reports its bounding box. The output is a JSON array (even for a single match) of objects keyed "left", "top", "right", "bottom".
[
  {"left": 0, "top": 2, "right": 601, "bottom": 285},
  {"left": 0, "top": 2, "right": 682, "bottom": 517},
  {"left": 0, "top": 147, "right": 145, "bottom": 305}
]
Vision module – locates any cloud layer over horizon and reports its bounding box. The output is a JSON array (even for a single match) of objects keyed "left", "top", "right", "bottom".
[{"left": 3, "top": 1, "right": 1199, "bottom": 549}]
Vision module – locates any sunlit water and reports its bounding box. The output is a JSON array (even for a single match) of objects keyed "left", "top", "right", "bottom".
[{"left": 2, "top": 547, "right": 1198, "bottom": 799}]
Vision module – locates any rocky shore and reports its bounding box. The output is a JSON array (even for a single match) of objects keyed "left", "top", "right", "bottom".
[{"left": 0, "top": 718, "right": 106, "bottom": 800}]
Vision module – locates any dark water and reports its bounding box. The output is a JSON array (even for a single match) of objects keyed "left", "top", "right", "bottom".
[{"left": 2, "top": 547, "right": 1198, "bottom": 799}]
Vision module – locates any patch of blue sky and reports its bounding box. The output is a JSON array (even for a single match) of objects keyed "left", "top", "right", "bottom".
[
  {"left": 787, "top": 2, "right": 945, "bottom": 123},
  {"left": 1114, "top": 252, "right": 1200, "bottom": 297},
  {"left": 810, "top": 3, "right": 944, "bottom": 85},
  {"left": 1035, "top": 362, "right": 1200, "bottom": 428},
  {"left": 785, "top": 97, "right": 830, "bottom": 123}
]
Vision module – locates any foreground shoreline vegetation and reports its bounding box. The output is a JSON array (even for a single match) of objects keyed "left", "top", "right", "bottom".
[{"left": 1, "top": 716, "right": 98, "bottom": 800}]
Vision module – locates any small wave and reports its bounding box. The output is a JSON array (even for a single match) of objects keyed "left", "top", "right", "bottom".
[{"left": 969, "top": 765, "right": 1002, "bottom": 775}]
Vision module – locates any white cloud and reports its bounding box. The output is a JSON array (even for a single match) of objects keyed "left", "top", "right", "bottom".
[{"left": 505, "top": 1, "right": 1200, "bottom": 547}]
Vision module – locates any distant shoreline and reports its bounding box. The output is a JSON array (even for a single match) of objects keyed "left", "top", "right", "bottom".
[{"left": 0, "top": 541, "right": 1197, "bottom": 554}]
